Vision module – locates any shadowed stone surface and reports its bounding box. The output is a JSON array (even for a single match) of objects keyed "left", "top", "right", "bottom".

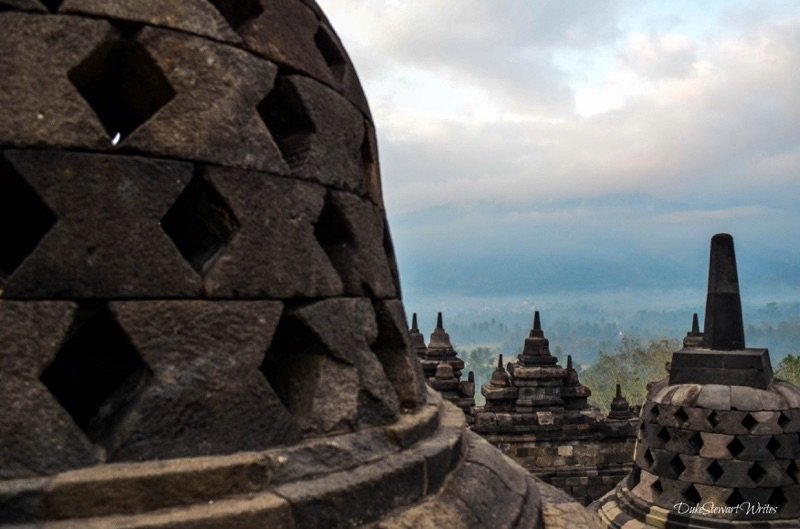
[{"left": 2, "top": 151, "right": 201, "bottom": 298}]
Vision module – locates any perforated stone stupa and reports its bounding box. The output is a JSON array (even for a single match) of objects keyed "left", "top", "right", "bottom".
[
  {"left": 0, "top": 2, "right": 603, "bottom": 528},
  {"left": 596, "top": 234, "right": 800, "bottom": 529}
]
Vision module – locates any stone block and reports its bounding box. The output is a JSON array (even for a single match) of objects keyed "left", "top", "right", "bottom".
[
  {"left": 371, "top": 300, "right": 427, "bottom": 410},
  {"left": 730, "top": 385, "right": 768, "bottom": 411},
  {"left": 108, "top": 300, "right": 298, "bottom": 460},
  {"left": 3, "top": 151, "right": 202, "bottom": 298},
  {"left": 60, "top": 0, "right": 240, "bottom": 42},
  {"left": 696, "top": 384, "right": 731, "bottom": 410},
  {"left": 0, "top": 301, "right": 100, "bottom": 479},
  {"left": 0, "top": 13, "right": 109, "bottom": 149},
  {"left": 201, "top": 167, "right": 343, "bottom": 298},
  {"left": 318, "top": 191, "right": 397, "bottom": 298},
  {"left": 774, "top": 382, "right": 800, "bottom": 409},
  {"left": 699, "top": 432, "right": 734, "bottom": 460},
  {"left": 669, "top": 349, "right": 773, "bottom": 389},
  {"left": 281, "top": 299, "right": 400, "bottom": 429},
  {"left": 127, "top": 26, "right": 286, "bottom": 172},
  {"left": 668, "top": 384, "right": 701, "bottom": 407},
  {"left": 275, "top": 454, "right": 425, "bottom": 529},
  {"left": 0, "top": 0, "right": 44, "bottom": 11}
]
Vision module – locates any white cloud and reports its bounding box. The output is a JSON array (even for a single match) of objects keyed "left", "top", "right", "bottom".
[{"left": 318, "top": 1, "right": 800, "bottom": 295}]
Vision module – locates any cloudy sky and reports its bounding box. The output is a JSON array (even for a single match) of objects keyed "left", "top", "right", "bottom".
[{"left": 318, "top": 1, "right": 800, "bottom": 308}]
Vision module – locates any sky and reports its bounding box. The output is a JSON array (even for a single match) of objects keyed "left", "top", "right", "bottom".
[{"left": 317, "top": 1, "right": 800, "bottom": 314}]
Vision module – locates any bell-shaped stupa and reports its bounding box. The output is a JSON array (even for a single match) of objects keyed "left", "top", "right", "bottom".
[{"left": 596, "top": 234, "right": 800, "bottom": 528}]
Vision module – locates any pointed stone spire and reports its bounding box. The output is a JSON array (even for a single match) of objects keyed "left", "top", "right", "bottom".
[
  {"left": 670, "top": 234, "right": 772, "bottom": 388},
  {"left": 683, "top": 312, "right": 703, "bottom": 348},
  {"left": 564, "top": 353, "right": 580, "bottom": 386},
  {"left": 468, "top": 371, "right": 474, "bottom": 383},
  {"left": 519, "top": 310, "right": 556, "bottom": 366},
  {"left": 702, "top": 233, "right": 745, "bottom": 350},
  {"left": 408, "top": 312, "right": 427, "bottom": 357},
  {"left": 490, "top": 354, "right": 510, "bottom": 387},
  {"left": 608, "top": 383, "right": 633, "bottom": 420},
  {"left": 428, "top": 312, "right": 454, "bottom": 351},
  {"left": 532, "top": 310, "right": 543, "bottom": 337}
]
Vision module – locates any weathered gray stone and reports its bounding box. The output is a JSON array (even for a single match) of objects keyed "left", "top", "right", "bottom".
[
  {"left": 316, "top": 192, "right": 397, "bottom": 298},
  {"left": 275, "top": 454, "right": 426, "bottom": 529},
  {"left": 696, "top": 384, "right": 731, "bottom": 410},
  {"left": 698, "top": 432, "right": 735, "bottom": 460},
  {"left": 281, "top": 76, "right": 368, "bottom": 193},
  {"left": 0, "top": 13, "right": 108, "bottom": 149},
  {"left": 2, "top": 151, "right": 201, "bottom": 299},
  {"left": 371, "top": 300, "right": 427, "bottom": 410},
  {"left": 126, "top": 27, "right": 286, "bottom": 172},
  {"left": 202, "top": 167, "right": 343, "bottom": 298},
  {"left": 106, "top": 301, "right": 298, "bottom": 460},
  {"left": 60, "top": 0, "right": 240, "bottom": 42},
  {"left": 0, "top": 301, "right": 99, "bottom": 478},
  {"left": 0, "top": 0, "right": 44, "bottom": 11}
]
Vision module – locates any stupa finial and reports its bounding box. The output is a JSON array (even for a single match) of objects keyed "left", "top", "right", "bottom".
[{"left": 702, "top": 233, "right": 745, "bottom": 350}]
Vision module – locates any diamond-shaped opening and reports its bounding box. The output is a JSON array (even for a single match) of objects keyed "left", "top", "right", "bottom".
[
  {"left": 39, "top": 304, "right": 149, "bottom": 443},
  {"left": 728, "top": 437, "right": 745, "bottom": 458},
  {"left": 674, "top": 407, "right": 689, "bottom": 424},
  {"left": 314, "top": 26, "right": 347, "bottom": 80},
  {"left": 0, "top": 156, "right": 56, "bottom": 285},
  {"left": 767, "top": 436, "right": 781, "bottom": 458},
  {"left": 657, "top": 426, "right": 671, "bottom": 444},
  {"left": 768, "top": 487, "right": 787, "bottom": 510},
  {"left": 741, "top": 413, "right": 758, "bottom": 432},
  {"left": 208, "top": 0, "right": 263, "bottom": 32},
  {"left": 68, "top": 37, "right": 174, "bottom": 141},
  {"left": 689, "top": 431, "right": 704, "bottom": 453},
  {"left": 786, "top": 460, "right": 799, "bottom": 484},
  {"left": 649, "top": 403, "right": 660, "bottom": 422},
  {"left": 670, "top": 454, "right": 686, "bottom": 478},
  {"left": 726, "top": 489, "right": 745, "bottom": 508},
  {"left": 260, "top": 313, "right": 333, "bottom": 432},
  {"left": 707, "top": 460, "right": 725, "bottom": 482},
  {"left": 651, "top": 478, "right": 663, "bottom": 497},
  {"left": 707, "top": 410, "right": 721, "bottom": 428},
  {"left": 161, "top": 174, "right": 239, "bottom": 275},
  {"left": 643, "top": 448, "right": 654, "bottom": 469},
  {"left": 257, "top": 76, "right": 315, "bottom": 169},
  {"left": 778, "top": 411, "right": 791, "bottom": 430},
  {"left": 748, "top": 462, "right": 767, "bottom": 484},
  {"left": 314, "top": 195, "right": 354, "bottom": 278},
  {"left": 682, "top": 484, "right": 702, "bottom": 505},
  {"left": 40, "top": 0, "right": 63, "bottom": 12}
]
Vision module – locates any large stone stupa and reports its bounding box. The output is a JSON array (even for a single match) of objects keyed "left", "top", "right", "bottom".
[{"left": 0, "top": 2, "right": 597, "bottom": 528}]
